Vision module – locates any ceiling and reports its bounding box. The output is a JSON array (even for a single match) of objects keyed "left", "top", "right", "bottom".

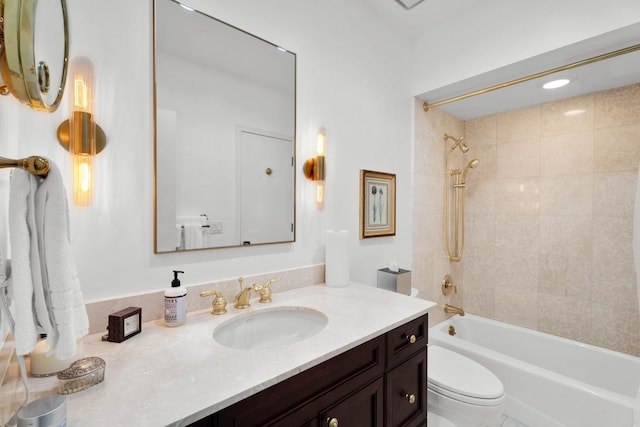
[
  {"left": 369, "top": 0, "right": 640, "bottom": 120},
  {"left": 417, "top": 23, "right": 640, "bottom": 120}
]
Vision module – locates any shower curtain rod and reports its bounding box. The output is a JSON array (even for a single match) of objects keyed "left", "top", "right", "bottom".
[{"left": 422, "top": 43, "right": 640, "bottom": 112}]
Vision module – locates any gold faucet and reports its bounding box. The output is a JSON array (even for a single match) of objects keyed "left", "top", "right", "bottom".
[
  {"left": 199, "top": 290, "right": 227, "bottom": 315},
  {"left": 252, "top": 276, "right": 281, "bottom": 303},
  {"left": 444, "top": 304, "right": 465, "bottom": 316},
  {"left": 234, "top": 277, "right": 256, "bottom": 309}
]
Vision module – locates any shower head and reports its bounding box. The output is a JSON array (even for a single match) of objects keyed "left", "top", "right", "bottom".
[
  {"left": 444, "top": 134, "right": 470, "bottom": 153},
  {"left": 462, "top": 159, "right": 480, "bottom": 182}
]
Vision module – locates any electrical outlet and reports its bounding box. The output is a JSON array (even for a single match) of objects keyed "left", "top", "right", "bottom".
[{"left": 210, "top": 220, "right": 223, "bottom": 234}]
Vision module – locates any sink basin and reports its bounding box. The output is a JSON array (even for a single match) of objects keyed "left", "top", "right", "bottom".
[{"left": 213, "top": 306, "right": 328, "bottom": 350}]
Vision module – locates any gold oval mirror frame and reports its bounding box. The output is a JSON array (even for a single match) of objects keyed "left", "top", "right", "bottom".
[{"left": 0, "top": 0, "right": 69, "bottom": 112}]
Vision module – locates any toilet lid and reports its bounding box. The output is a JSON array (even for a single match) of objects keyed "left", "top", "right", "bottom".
[{"left": 428, "top": 345, "right": 504, "bottom": 402}]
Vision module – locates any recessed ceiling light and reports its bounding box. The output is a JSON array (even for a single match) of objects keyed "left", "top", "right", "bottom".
[
  {"left": 543, "top": 79, "right": 570, "bottom": 89},
  {"left": 564, "top": 109, "right": 585, "bottom": 116},
  {"left": 179, "top": 3, "right": 195, "bottom": 12},
  {"left": 395, "top": 0, "right": 425, "bottom": 10}
]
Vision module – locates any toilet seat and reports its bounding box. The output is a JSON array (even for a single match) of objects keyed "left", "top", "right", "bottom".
[{"left": 428, "top": 345, "right": 504, "bottom": 406}]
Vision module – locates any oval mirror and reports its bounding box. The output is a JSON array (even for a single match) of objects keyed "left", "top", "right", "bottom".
[
  {"left": 0, "top": 0, "right": 69, "bottom": 112},
  {"left": 153, "top": 0, "right": 296, "bottom": 253}
]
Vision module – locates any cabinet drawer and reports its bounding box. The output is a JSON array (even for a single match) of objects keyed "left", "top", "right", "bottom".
[
  {"left": 385, "top": 349, "right": 427, "bottom": 427},
  {"left": 386, "top": 314, "right": 428, "bottom": 368},
  {"left": 216, "top": 334, "right": 386, "bottom": 426}
]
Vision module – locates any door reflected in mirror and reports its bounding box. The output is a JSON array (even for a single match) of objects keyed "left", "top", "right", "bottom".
[{"left": 153, "top": 0, "right": 296, "bottom": 253}]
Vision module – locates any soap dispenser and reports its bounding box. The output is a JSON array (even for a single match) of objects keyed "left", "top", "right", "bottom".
[{"left": 165, "top": 270, "right": 187, "bottom": 327}]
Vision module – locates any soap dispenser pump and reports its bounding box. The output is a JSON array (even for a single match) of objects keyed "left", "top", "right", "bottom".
[{"left": 165, "top": 270, "right": 187, "bottom": 327}]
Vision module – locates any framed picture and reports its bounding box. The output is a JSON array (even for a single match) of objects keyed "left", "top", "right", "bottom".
[{"left": 360, "top": 170, "right": 396, "bottom": 238}]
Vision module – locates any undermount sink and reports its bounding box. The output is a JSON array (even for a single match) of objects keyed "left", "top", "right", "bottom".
[{"left": 213, "top": 306, "right": 328, "bottom": 350}]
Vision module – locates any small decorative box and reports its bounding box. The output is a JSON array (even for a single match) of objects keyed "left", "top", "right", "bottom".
[{"left": 57, "top": 357, "right": 106, "bottom": 395}]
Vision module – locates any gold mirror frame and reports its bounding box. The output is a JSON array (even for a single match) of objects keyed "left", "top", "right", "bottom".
[{"left": 0, "top": 0, "right": 69, "bottom": 112}]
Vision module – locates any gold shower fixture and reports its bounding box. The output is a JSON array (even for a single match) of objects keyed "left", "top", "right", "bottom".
[
  {"left": 444, "top": 134, "right": 479, "bottom": 262},
  {"left": 444, "top": 134, "right": 469, "bottom": 154}
]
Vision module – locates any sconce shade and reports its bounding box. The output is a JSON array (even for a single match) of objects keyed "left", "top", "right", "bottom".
[
  {"left": 304, "top": 127, "right": 326, "bottom": 209},
  {"left": 303, "top": 127, "right": 326, "bottom": 181},
  {"left": 55, "top": 56, "right": 106, "bottom": 207},
  {"left": 71, "top": 59, "right": 95, "bottom": 207}
]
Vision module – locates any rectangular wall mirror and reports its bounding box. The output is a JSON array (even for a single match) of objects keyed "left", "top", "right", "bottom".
[{"left": 153, "top": 0, "right": 296, "bottom": 253}]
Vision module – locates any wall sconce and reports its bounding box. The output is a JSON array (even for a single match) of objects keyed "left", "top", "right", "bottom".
[
  {"left": 56, "top": 57, "right": 106, "bottom": 207},
  {"left": 303, "top": 127, "right": 326, "bottom": 208}
]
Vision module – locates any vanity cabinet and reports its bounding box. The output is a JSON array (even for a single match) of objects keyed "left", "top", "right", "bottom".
[{"left": 190, "top": 314, "right": 428, "bottom": 427}]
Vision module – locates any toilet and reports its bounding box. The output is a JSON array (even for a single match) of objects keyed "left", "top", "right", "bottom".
[{"left": 428, "top": 345, "right": 505, "bottom": 427}]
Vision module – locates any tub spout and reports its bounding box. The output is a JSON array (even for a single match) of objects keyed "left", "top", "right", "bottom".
[{"left": 444, "top": 304, "right": 465, "bottom": 316}]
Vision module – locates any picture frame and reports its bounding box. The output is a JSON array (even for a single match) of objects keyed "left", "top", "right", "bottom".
[{"left": 360, "top": 170, "right": 396, "bottom": 238}]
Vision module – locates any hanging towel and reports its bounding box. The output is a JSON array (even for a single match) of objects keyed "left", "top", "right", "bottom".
[
  {"left": 34, "top": 161, "right": 88, "bottom": 359},
  {"left": 8, "top": 169, "right": 40, "bottom": 355},
  {"left": 176, "top": 224, "right": 183, "bottom": 250},
  {"left": 183, "top": 224, "right": 203, "bottom": 250}
]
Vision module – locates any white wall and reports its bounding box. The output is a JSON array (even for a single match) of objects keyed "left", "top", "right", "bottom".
[
  {"left": 2, "top": 0, "right": 637, "bottom": 304},
  {"left": 0, "top": 0, "right": 414, "bottom": 301},
  {"left": 409, "top": 0, "right": 640, "bottom": 95}
]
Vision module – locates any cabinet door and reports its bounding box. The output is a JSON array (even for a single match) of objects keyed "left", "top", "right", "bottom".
[
  {"left": 320, "top": 377, "right": 384, "bottom": 427},
  {"left": 385, "top": 350, "right": 427, "bottom": 427}
]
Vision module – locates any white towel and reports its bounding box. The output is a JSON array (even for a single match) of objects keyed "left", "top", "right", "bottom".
[
  {"left": 8, "top": 169, "right": 40, "bottom": 355},
  {"left": 34, "top": 162, "right": 88, "bottom": 359},
  {"left": 183, "top": 224, "right": 203, "bottom": 250},
  {"left": 176, "top": 225, "right": 183, "bottom": 250}
]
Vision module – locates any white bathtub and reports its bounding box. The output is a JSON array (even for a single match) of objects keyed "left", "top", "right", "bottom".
[{"left": 429, "top": 314, "right": 640, "bottom": 427}]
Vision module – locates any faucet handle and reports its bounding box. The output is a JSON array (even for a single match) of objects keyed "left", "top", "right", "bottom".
[
  {"left": 254, "top": 276, "right": 281, "bottom": 303},
  {"left": 442, "top": 274, "right": 457, "bottom": 296},
  {"left": 199, "top": 290, "right": 227, "bottom": 315},
  {"left": 265, "top": 276, "right": 281, "bottom": 287}
]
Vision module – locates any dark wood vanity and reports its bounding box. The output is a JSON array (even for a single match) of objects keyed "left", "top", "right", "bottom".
[{"left": 189, "top": 314, "right": 428, "bottom": 427}]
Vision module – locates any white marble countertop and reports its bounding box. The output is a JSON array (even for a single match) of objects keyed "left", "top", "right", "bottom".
[{"left": 1, "top": 283, "right": 436, "bottom": 426}]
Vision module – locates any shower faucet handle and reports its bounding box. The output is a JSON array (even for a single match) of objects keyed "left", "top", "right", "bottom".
[{"left": 442, "top": 275, "right": 457, "bottom": 296}]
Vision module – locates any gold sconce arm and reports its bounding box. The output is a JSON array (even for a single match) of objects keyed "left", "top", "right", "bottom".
[
  {"left": 304, "top": 127, "right": 327, "bottom": 209},
  {"left": 56, "top": 116, "right": 107, "bottom": 154}
]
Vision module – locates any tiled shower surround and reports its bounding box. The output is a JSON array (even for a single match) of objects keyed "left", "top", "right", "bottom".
[{"left": 413, "top": 83, "right": 640, "bottom": 356}]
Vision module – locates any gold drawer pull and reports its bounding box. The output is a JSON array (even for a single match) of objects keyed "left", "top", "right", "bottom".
[
  {"left": 406, "top": 334, "right": 417, "bottom": 344},
  {"left": 405, "top": 393, "right": 416, "bottom": 404},
  {"left": 326, "top": 417, "right": 339, "bottom": 427}
]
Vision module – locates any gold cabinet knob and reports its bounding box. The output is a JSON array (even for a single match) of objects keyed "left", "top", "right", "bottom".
[
  {"left": 326, "top": 417, "right": 339, "bottom": 427},
  {"left": 405, "top": 393, "right": 416, "bottom": 404},
  {"left": 407, "top": 334, "right": 417, "bottom": 344}
]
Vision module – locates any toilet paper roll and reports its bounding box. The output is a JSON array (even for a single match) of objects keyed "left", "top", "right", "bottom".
[{"left": 325, "top": 230, "right": 349, "bottom": 287}]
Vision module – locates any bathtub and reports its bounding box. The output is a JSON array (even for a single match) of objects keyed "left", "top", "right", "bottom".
[{"left": 429, "top": 314, "right": 640, "bottom": 427}]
